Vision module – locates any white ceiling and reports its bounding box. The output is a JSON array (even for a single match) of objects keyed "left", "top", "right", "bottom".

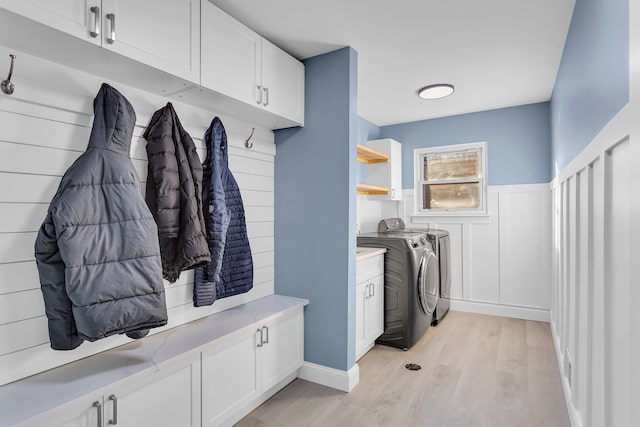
[{"left": 208, "top": 0, "right": 575, "bottom": 127}]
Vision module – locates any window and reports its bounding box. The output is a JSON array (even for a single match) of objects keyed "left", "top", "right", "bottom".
[{"left": 414, "top": 142, "right": 487, "bottom": 215}]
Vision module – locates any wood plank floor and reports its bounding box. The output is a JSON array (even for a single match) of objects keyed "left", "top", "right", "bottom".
[{"left": 235, "top": 310, "right": 570, "bottom": 427}]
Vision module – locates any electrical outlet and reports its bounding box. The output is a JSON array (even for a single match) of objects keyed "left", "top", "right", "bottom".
[{"left": 564, "top": 348, "right": 572, "bottom": 386}]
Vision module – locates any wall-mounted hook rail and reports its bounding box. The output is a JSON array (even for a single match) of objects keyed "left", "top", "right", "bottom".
[
  {"left": 1, "top": 54, "right": 16, "bottom": 95},
  {"left": 245, "top": 127, "right": 255, "bottom": 149}
]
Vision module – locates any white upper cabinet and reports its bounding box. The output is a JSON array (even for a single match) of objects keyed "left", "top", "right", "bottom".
[
  {"left": 367, "top": 138, "right": 403, "bottom": 201},
  {"left": 201, "top": 3, "right": 260, "bottom": 107},
  {"left": 100, "top": 0, "right": 200, "bottom": 83},
  {"left": 261, "top": 38, "right": 305, "bottom": 125},
  {"left": 0, "top": 0, "right": 102, "bottom": 45},
  {"left": 0, "top": 0, "right": 200, "bottom": 83},
  {"left": 200, "top": 0, "right": 305, "bottom": 126}
]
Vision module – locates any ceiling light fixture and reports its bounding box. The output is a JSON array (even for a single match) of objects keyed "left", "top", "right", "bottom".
[{"left": 418, "top": 83, "right": 455, "bottom": 100}]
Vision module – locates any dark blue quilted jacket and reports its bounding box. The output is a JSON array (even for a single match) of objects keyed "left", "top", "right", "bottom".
[
  {"left": 34, "top": 84, "right": 168, "bottom": 350},
  {"left": 194, "top": 117, "right": 253, "bottom": 306}
]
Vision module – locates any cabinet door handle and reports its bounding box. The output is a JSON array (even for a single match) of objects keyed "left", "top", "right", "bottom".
[
  {"left": 256, "top": 85, "right": 263, "bottom": 105},
  {"left": 106, "top": 13, "right": 116, "bottom": 44},
  {"left": 93, "top": 401, "right": 103, "bottom": 427},
  {"left": 370, "top": 283, "right": 375, "bottom": 297},
  {"left": 262, "top": 87, "right": 269, "bottom": 106},
  {"left": 108, "top": 395, "right": 118, "bottom": 425},
  {"left": 256, "top": 328, "right": 263, "bottom": 347},
  {"left": 262, "top": 326, "right": 269, "bottom": 344},
  {"left": 89, "top": 6, "right": 100, "bottom": 38}
]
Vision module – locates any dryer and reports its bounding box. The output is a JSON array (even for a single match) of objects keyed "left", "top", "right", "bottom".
[
  {"left": 357, "top": 231, "right": 438, "bottom": 350},
  {"left": 378, "top": 218, "right": 451, "bottom": 326}
]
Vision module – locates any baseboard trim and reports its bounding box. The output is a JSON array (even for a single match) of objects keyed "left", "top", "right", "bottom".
[
  {"left": 298, "top": 361, "right": 360, "bottom": 392},
  {"left": 450, "top": 299, "right": 550, "bottom": 322}
]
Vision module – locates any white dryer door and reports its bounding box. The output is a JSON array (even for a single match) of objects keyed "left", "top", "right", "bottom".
[{"left": 417, "top": 249, "right": 439, "bottom": 316}]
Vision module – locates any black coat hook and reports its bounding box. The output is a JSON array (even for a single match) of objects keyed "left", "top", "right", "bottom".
[
  {"left": 245, "top": 127, "right": 255, "bottom": 149},
  {"left": 1, "top": 54, "right": 16, "bottom": 95}
]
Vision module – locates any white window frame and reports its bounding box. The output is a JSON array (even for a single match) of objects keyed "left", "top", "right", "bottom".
[{"left": 413, "top": 142, "right": 488, "bottom": 216}]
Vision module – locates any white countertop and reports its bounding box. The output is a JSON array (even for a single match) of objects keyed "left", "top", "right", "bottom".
[
  {"left": 0, "top": 294, "right": 308, "bottom": 427},
  {"left": 356, "top": 247, "right": 386, "bottom": 261}
]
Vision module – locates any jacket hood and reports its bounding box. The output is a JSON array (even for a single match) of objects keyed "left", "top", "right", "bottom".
[{"left": 87, "top": 83, "right": 136, "bottom": 155}]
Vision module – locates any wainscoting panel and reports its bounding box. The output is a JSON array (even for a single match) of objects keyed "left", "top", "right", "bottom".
[
  {"left": 551, "top": 108, "right": 637, "bottom": 427},
  {"left": 396, "top": 184, "right": 551, "bottom": 321}
]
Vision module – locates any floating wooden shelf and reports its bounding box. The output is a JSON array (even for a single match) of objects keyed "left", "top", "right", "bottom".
[
  {"left": 357, "top": 144, "right": 389, "bottom": 164},
  {"left": 357, "top": 183, "right": 390, "bottom": 195}
]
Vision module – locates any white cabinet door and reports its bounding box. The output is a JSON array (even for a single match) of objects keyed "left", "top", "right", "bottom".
[
  {"left": 38, "top": 395, "right": 102, "bottom": 427},
  {"left": 201, "top": 0, "right": 261, "bottom": 106},
  {"left": 356, "top": 254, "right": 385, "bottom": 361},
  {"left": 367, "top": 139, "right": 403, "bottom": 201},
  {"left": 43, "top": 356, "right": 200, "bottom": 427},
  {"left": 101, "top": 0, "right": 200, "bottom": 82},
  {"left": 366, "top": 275, "right": 385, "bottom": 344},
  {"left": 261, "top": 39, "right": 305, "bottom": 126},
  {"left": 355, "top": 281, "right": 368, "bottom": 360},
  {"left": 103, "top": 356, "right": 201, "bottom": 427},
  {"left": 201, "top": 329, "right": 261, "bottom": 427},
  {"left": 260, "top": 310, "right": 304, "bottom": 392},
  {"left": 0, "top": 0, "right": 101, "bottom": 45},
  {"left": 200, "top": 2, "right": 305, "bottom": 126}
]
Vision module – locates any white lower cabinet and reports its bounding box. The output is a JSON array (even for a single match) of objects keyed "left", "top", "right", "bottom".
[
  {"left": 46, "top": 355, "right": 201, "bottom": 427},
  {"left": 201, "top": 309, "right": 304, "bottom": 427},
  {"left": 356, "top": 254, "right": 385, "bottom": 361}
]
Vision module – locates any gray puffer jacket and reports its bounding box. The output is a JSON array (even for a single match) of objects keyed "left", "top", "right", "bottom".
[{"left": 35, "top": 83, "right": 168, "bottom": 351}]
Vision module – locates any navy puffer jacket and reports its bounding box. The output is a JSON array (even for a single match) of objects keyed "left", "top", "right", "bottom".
[
  {"left": 194, "top": 117, "right": 253, "bottom": 306},
  {"left": 34, "top": 84, "right": 168, "bottom": 350},
  {"left": 144, "top": 103, "right": 211, "bottom": 282}
]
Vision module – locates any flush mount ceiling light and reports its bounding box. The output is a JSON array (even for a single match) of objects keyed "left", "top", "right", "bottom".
[{"left": 418, "top": 83, "right": 455, "bottom": 100}]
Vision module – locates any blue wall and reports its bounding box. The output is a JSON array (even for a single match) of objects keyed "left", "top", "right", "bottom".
[
  {"left": 356, "top": 116, "right": 381, "bottom": 184},
  {"left": 274, "top": 47, "right": 359, "bottom": 371},
  {"left": 550, "top": 0, "right": 629, "bottom": 175},
  {"left": 380, "top": 102, "right": 552, "bottom": 188}
]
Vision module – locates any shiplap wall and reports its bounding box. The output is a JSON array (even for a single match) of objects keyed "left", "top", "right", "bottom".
[
  {"left": 0, "top": 46, "right": 275, "bottom": 386},
  {"left": 550, "top": 99, "right": 638, "bottom": 427}
]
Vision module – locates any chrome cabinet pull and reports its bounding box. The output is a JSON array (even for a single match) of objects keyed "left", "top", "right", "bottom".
[
  {"left": 263, "top": 87, "right": 269, "bottom": 106},
  {"left": 108, "top": 395, "right": 118, "bottom": 425},
  {"left": 106, "top": 13, "right": 116, "bottom": 44},
  {"left": 256, "top": 329, "right": 263, "bottom": 347},
  {"left": 93, "top": 401, "right": 103, "bottom": 427},
  {"left": 262, "top": 326, "right": 269, "bottom": 344},
  {"left": 89, "top": 6, "right": 100, "bottom": 38},
  {"left": 256, "top": 85, "right": 263, "bottom": 105},
  {"left": 371, "top": 283, "right": 375, "bottom": 297}
]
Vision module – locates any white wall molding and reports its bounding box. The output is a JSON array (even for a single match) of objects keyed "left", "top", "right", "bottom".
[
  {"left": 549, "top": 8, "right": 639, "bottom": 419},
  {"left": 450, "top": 298, "right": 550, "bottom": 322},
  {"left": 298, "top": 362, "right": 360, "bottom": 392},
  {"left": 399, "top": 184, "right": 551, "bottom": 314}
]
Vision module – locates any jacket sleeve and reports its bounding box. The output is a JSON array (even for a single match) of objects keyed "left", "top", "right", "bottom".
[
  {"left": 144, "top": 117, "right": 180, "bottom": 239},
  {"left": 34, "top": 211, "right": 83, "bottom": 350}
]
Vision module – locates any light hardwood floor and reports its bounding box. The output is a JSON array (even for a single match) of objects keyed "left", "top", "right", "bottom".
[{"left": 235, "top": 310, "right": 571, "bottom": 427}]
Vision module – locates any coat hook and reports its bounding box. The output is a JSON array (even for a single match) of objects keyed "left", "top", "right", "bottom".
[
  {"left": 1, "top": 54, "right": 16, "bottom": 95},
  {"left": 245, "top": 127, "right": 255, "bottom": 149}
]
